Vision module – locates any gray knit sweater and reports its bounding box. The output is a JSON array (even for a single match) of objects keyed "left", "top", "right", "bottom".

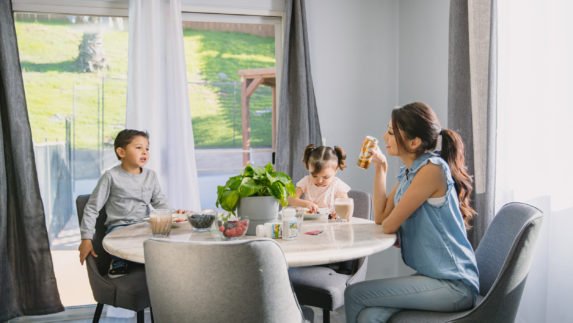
[{"left": 80, "top": 165, "right": 170, "bottom": 240}]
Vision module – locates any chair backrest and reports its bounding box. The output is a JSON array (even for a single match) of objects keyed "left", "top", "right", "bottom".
[
  {"left": 456, "top": 202, "right": 544, "bottom": 322},
  {"left": 343, "top": 190, "right": 372, "bottom": 276},
  {"left": 348, "top": 190, "right": 372, "bottom": 220},
  {"left": 144, "top": 239, "right": 306, "bottom": 323},
  {"left": 76, "top": 194, "right": 111, "bottom": 276}
]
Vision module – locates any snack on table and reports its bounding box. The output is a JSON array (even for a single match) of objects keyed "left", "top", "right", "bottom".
[
  {"left": 217, "top": 219, "right": 249, "bottom": 240},
  {"left": 188, "top": 211, "right": 216, "bottom": 231}
]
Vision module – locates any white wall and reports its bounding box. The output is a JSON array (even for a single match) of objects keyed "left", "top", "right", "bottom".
[
  {"left": 398, "top": 0, "right": 449, "bottom": 126},
  {"left": 305, "top": 0, "right": 399, "bottom": 194},
  {"left": 305, "top": 0, "right": 449, "bottom": 279}
]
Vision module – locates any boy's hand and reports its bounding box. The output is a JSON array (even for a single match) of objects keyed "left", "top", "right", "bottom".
[{"left": 78, "top": 239, "right": 98, "bottom": 265}]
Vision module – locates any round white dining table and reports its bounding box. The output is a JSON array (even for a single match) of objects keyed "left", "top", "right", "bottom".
[{"left": 102, "top": 217, "right": 396, "bottom": 267}]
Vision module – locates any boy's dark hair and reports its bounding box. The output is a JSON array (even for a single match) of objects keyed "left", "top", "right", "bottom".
[
  {"left": 302, "top": 144, "right": 347, "bottom": 175},
  {"left": 114, "top": 129, "right": 149, "bottom": 160}
]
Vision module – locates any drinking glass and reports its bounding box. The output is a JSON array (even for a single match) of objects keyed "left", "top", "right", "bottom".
[
  {"left": 150, "top": 209, "right": 172, "bottom": 238},
  {"left": 334, "top": 198, "right": 354, "bottom": 222}
]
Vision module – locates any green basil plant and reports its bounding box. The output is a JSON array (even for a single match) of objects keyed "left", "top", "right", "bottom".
[{"left": 216, "top": 163, "right": 296, "bottom": 215}]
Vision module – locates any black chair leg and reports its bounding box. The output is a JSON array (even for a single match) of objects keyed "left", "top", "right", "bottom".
[
  {"left": 137, "top": 310, "right": 145, "bottom": 323},
  {"left": 92, "top": 303, "right": 104, "bottom": 323},
  {"left": 150, "top": 307, "right": 154, "bottom": 323},
  {"left": 322, "top": 308, "right": 330, "bottom": 323}
]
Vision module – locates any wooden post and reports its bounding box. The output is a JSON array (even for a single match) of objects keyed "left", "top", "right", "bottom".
[
  {"left": 238, "top": 67, "right": 276, "bottom": 166},
  {"left": 272, "top": 86, "right": 277, "bottom": 151},
  {"left": 241, "top": 78, "right": 251, "bottom": 166}
]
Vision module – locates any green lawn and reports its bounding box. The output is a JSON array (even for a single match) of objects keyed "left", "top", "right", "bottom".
[{"left": 15, "top": 18, "right": 275, "bottom": 149}]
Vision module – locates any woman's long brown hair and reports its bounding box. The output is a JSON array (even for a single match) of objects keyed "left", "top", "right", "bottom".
[{"left": 391, "top": 102, "right": 476, "bottom": 230}]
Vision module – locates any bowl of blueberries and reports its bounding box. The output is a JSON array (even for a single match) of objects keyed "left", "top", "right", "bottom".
[{"left": 187, "top": 209, "right": 217, "bottom": 232}]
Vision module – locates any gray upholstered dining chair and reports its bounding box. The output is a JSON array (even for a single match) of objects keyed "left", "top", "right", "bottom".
[
  {"left": 144, "top": 238, "right": 314, "bottom": 323},
  {"left": 76, "top": 195, "right": 151, "bottom": 323},
  {"left": 289, "top": 190, "right": 372, "bottom": 323},
  {"left": 389, "top": 202, "right": 544, "bottom": 323}
]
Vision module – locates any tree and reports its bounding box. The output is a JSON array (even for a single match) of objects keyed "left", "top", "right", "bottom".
[{"left": 76, "top": 16, "right": 108, "bottom": 73}]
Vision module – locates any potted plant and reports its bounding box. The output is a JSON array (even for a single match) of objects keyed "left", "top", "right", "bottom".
[{"left": 216, "top": 163, "right": 295, "bottom": 235}]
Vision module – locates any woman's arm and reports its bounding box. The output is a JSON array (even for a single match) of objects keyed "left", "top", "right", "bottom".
[
  {"left": 381, "top": 163, "right": 445, "bottom": 233},
  {"left": 371, "top": 145, "right": 397, "bottom": 224},
  {"left": 374, "top": 183, "right": 397, "bottom": 225}
]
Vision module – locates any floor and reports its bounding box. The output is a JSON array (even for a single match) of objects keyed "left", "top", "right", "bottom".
[{"left": 9, "top": 304, "right": 346, "bottom": 323}]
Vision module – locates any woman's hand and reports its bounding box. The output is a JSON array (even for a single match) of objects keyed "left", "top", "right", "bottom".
[
  {"left": 371, "top": 145, "right": 388, "bottom": 172},
  {"left": 78, "top": 239, "right": 98, "bottom": 265}
]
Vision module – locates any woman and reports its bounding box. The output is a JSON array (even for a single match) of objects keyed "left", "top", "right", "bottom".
[{"left": 344, "top": 102, "right": 479, "bottom": 323}]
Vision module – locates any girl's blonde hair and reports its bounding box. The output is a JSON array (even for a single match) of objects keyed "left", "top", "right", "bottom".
[{"left": 302, "top": 144, "right": 346, "bottom": 175}]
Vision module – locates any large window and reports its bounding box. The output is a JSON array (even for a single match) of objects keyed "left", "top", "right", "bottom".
[
  {"left": 182, "top": 13, "right": 281, "bottom": 208},
  {"left": 15, "top": 12, "right": 129, "bottom": 306},
  {"left": 15, "top": 8, "right": 282, "bottom": 309}
]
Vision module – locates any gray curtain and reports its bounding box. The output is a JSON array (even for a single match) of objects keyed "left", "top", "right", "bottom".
[
  {"left": 0, "top": 1, "right": 64, "bottom": 320},
  {"left": 276, "top": 0, "right": 322, "bottom": 183},
  {"left": 448, "top": 0, "right": 497, "bottom": 248}
]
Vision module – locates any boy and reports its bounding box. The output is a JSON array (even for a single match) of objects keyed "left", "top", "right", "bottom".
[{"left": 78, "top": 129, "right": 170, "bottom": 278}]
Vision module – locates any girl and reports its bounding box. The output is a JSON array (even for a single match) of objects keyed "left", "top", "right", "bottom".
[
  {"left": 344, "top": 102, "right": 479, "bottom": 322},
  {"left": 288, "top": 145, "right": 351, "bottom": 215}
]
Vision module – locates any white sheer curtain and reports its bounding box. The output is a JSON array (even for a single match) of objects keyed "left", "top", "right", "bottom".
[
  {"left": 498, "top": 1, "right": 573, "bottom": 322},
  {"left": 126, "top": 0, "right": 201, "bottom": 211}
]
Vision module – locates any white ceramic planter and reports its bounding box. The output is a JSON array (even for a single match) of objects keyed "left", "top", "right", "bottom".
[{"left": 237, "top": 196, "right": 279, "bottom": 235}]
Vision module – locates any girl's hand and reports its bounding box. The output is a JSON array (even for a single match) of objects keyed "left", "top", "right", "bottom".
[
  {"left": 330, "top": 209, "right": 338, "bottom": 220},
  {"left": 173, "top": 209, "right": 187, "bottom": 214},
  {"left": 371, "top": 145, "right": 388, "bottom": 171},
  {"left": 306, "top": 201, "right": 319, "bottom": 213},
  {"left": 78, "top": 239, "right": 98, "bottom": 265}
]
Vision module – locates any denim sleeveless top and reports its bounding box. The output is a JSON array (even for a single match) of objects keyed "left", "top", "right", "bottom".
[{"left": 395, "top": 153, "right": 479, "bottom": 295}]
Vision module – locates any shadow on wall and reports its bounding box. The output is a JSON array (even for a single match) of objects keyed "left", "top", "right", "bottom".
[{"left": 515, "top": 195, "right": 573, "bottom": 323}]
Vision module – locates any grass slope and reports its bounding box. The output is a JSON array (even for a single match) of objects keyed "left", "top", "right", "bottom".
[{"left": 15, "top": 18, "right": 275, "bottom": 149}]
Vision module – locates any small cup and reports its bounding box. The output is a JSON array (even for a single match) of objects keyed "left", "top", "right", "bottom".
[
  {"left": 334, "top": 198, "right": 354, "bottom": 222},
  {"left": 150, "top": 209, "right": 172, "bottom": 238},
  {"left": 294, "top": 211, "right": 304, "bottom": 227},
  {"left": 281, "top": 207, "right": 297, "bottom": 220}
]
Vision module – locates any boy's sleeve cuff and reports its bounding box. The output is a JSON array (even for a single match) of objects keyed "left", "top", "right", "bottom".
[{"left": 80, "top": 232, "right": 94, "bottom": 240}]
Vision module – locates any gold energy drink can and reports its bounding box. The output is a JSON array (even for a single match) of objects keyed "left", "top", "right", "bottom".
[{"left": 357, "top": 136, "right": 378, "bottom": 169}]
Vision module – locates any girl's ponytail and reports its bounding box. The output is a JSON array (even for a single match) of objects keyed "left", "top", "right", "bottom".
[
  {"left": 301, "top": 145, "right": 345, "bottom": 175},
  {"left": 302, "top": 144, "right": 316, "bottom": 170},
  {"left": 333, "top": 146, "right": 347, "bottom": 170},
  {"left": 440, "top": 129, "right": 476, "bottom": 230}
]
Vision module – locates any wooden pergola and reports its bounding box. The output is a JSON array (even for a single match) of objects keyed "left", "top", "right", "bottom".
[{"left": 238, "top": 67, "right": 276, "bottom": 166}]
